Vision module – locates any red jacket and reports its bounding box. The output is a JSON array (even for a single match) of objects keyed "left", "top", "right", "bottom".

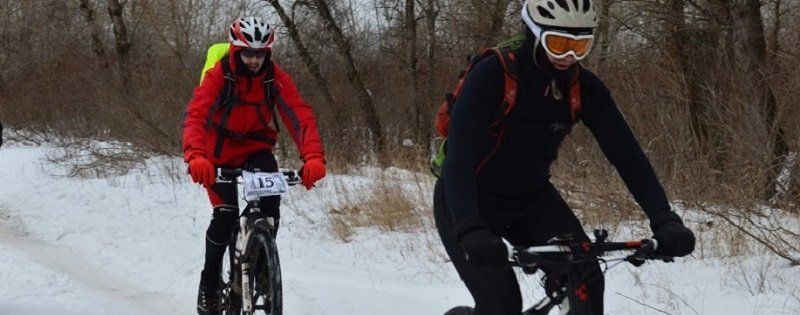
[{"left": 182, "top": 47, "right": 324, "bottom": 166}]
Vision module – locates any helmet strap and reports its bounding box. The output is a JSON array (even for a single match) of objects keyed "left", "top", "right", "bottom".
[{"left": 533, "top": 36, "right": 542, "bottom": 70}]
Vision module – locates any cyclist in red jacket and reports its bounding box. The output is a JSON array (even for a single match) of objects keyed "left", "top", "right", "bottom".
[{"left": 182, "top": 17, "right": 326, "bottom": 315}]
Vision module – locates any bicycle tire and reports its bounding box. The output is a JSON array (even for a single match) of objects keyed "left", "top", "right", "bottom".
[
  {"left": 221, "top": 241, "right": 243, "bottom": 315},
  {"left": 247, "top": 230, "right": 282, "bottom": 315}
]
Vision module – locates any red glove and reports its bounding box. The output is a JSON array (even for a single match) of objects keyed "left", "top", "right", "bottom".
[
  {"left": 301, "top": 157, "right": 326, "bottom": 190},
  {"left": 188, "top": 156, "right": 216, "bottom": 188}
]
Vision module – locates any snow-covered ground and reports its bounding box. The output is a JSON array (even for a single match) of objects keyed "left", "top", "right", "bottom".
[{"left": 1, "top": 142, "right": 799, "bottom": 314}]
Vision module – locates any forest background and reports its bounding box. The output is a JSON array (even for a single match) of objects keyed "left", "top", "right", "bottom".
[{"left": 1, "top": 0, "right": 798, "bottom": 264}]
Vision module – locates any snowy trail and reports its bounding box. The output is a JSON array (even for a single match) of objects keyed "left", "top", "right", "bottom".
[
  {"left": 1, "top": 143, "right": 800, "bottom": 314},
  {"left": 0, "top": 224, "right": 183, "bottom": 314}
]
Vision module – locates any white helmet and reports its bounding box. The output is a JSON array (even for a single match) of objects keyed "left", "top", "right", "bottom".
[
  {"left": 522, "top": 0, "right": 598, "bottom": 34},
  {"left": 228, "top": 17, "right": 275, "bottom": 50}
]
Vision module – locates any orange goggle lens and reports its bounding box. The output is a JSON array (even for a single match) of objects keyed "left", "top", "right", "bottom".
[{"left": 542, "top": 32, "right": 594, "bottom": 59}]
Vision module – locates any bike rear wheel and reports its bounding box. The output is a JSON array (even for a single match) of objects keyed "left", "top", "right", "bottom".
[{"left": 247, "top": 230, "right": 282, "bottom": 315}]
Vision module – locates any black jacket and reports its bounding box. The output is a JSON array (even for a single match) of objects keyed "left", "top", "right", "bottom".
[{"left": 443, "top": 34, "right": 680, "bottom": 229}]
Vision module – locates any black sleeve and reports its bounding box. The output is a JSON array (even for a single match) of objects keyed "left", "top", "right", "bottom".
[
  {"left": 581, "top": 77, "right": 681, "bottom": 229},
  {"left": 443, "top": 57, "right": 504, "bottom": 220}
]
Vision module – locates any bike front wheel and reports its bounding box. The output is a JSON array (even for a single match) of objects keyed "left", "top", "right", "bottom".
[
  {"left": 221, "top": 240, "right": 242, "bottom": 315},
  {"left": 246, "top": 230, "right": 282, "bottom": 315}
]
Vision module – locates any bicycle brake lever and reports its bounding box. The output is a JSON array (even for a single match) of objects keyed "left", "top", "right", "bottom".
[
  {"left": 626, "top": 239, "right": 675, "bottom": 266},
  {"left": 503, "top": 238, "right": 515, "bottom": 263},
  {"left": 507, "top": 243, "right": 540, "bottom": 274}
]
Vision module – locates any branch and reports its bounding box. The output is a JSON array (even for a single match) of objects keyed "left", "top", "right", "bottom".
[
  {"left": 694, "top": 203, "right": 800, "bottom": 265},
  {"left": 614, "top": 292, "right": 672, "bottom": 314}
]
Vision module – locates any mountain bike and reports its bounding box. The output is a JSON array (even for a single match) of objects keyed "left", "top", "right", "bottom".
[
  {"left": 446, "top": 229, "right": 674, "bottom": 315},
  {"left": 216, "top": 168, "right": 301, "bottom": 315}
]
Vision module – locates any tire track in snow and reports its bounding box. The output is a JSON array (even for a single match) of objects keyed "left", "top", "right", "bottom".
[{"left": 0, "top": 218, "right": 188, "bottom": 314}]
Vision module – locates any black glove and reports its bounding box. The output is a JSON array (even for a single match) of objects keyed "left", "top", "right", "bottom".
[
  {"left": 652, "top": 220, "right": 695, "bottom": 257},
  {"left": 454, "top": 215, "right": 508, "bottom": 267}
]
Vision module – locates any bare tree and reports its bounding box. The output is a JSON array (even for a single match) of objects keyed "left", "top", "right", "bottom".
[
  {"left": 767, "top": 0, "right": 783, "bottom": 58},
  {"left": 424, "top": 0, "right": 439, "bottom": 149},
  {"left": 405, "top": 0, "right": 423, "bottom": 143},
  {"left": 265, "top": 0, "right": 345, "bottom": 130},
  {"left": 106, "top": 0, "right": 132, "bottom": 92},
  {"left": 730, "top": 0, "right": 790, "bottom": 197},
  {"left": 595, "top": 0, "right": 613, "bottom": 72},
  {"left": 488, "top": 0, "right": 512, "bottom": 44},
  {"left": 77, "top": 0, "right": 110, "bottom": 70},
  {"left": 314, "top": 0, "right": 387, "bottom": 162},
  {"left": 666, "top": 0, "right": 709, "bottom": 148},
  {"left": 472, "top": 0, "right": 513, "bottom": 46}
]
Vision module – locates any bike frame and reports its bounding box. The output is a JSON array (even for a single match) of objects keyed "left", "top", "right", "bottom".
[{"left": 218, "top": 168, "right": 299, "bottom": 314}]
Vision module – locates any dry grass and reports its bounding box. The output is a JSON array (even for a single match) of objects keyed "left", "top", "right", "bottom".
[{"left": 324, "top": 171, "right": 433, "bottom": 243}]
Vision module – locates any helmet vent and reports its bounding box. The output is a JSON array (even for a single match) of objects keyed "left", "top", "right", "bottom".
[
  {"left": 243, "top": 32, "right": 253, "bottom": 42},
  {"left": 547, "top": 2, "right": 555, "bottom": 9},
  {"left": 537, "top": 6, "right": 555, "bottom": 19},
  {"left": 583, "top": 0, "right": 591, "bottom": 11},
  {"left": 571, "top": 0, "right": 579, "bottom": 9},
  {"left": 254, "top": 28, "right": 262, "bottom": 41},
  {"left": 555, "top": 0, "right": 569, "bottom": 10}
]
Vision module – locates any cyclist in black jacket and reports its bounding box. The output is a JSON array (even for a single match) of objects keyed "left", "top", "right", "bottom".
[{"left": 434, "top": 1, "right": 695, "bottom": 314}]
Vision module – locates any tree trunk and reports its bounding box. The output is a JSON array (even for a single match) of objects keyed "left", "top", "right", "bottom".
[
  {"left": 105, "top": 0, "right": 171, "bottom": 140},
  {"left": 313, "top": 0, "right": 387, "bottom": 164},
  {"left": 106, "top": 0, "right": 132, "bottom": 92},
  {"left": 666, "top": 0, "right": 725, "bottom": 161},
  {"left": 769, "top": 0, "right": 782, "bottom": 58},
  {"left": 166, "top": 0, "right": 189, "bottom": 70},
  {"left": 265, "top": 0, "right": 345, "bottom": 130},
  {"left": 424, "top": 0, "right": 438, "bottom": 151},
  {"left": 730, "top": 0, "right": 790, "bottom": 198},
  {"left": 487, "top": 0, "right": 511, "bottom": 45},
  {"left": 405, "top": 0, "right": 423, "bottom": 145},
  {"left": 666, "top": 0, "right": 702, "bottom": 143},
  {"left": 77, "top": 0, "right": 110, "bottom": 69},
  {"left": 595, "top": 0, "right": 613, "bottom": 72}
]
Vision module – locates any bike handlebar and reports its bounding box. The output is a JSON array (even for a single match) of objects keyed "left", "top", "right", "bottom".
[
  {"left": 507, "top": 233, "right": 674, "bottom": 269},
  {"left": 217, "top": 168, "right": 302, "bottom": 186}
]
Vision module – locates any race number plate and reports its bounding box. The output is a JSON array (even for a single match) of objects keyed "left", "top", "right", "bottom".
[{"left": 242, "top": 171, "right": 288, "bottom": 201}]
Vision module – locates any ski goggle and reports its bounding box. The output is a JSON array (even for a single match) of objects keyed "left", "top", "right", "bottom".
[
  {"left": 541, "top": 31, "right": 594, "bottom": 60},
  {"left": 240, "top": 49, "right": 268, "bottom": 59}
]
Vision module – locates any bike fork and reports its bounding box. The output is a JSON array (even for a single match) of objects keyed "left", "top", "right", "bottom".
[{"left": 237, "top": 215, "right": 254, "bottom": 313}]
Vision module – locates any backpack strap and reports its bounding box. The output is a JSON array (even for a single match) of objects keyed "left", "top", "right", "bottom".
[
  {"left": 487, "top": 47, "right": 520, "bottom": 129},
  {"left": 568, "top": 66, "right": 582, "bottom": 123},
  {"left": 262, "top": 61, "right": 281, "bottom": 133},
  {"left": 211, "top": 57, "right": 236, "bottom": 158},
  {"left": 206, "top": 56, "right": 236, "bottom": 129},
  {"left": 474, "top": 48, "right": 520, "bottom": 175}
]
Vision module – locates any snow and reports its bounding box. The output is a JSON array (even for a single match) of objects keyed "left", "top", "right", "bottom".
[{"left": 1, "top": 142, "right": 799, "bottom": 314}]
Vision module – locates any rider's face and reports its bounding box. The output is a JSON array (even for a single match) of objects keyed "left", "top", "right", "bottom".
[
  {"left": 240, "top": 50, "right": 267, "bottom": 72},
  {"left": 546, "top": 53, "right": 577, "bottom": 71}
]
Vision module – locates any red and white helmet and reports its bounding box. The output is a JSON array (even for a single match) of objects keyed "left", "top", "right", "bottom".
[{"left": 228, "top": 17, "right": 275, "bottom": 50}]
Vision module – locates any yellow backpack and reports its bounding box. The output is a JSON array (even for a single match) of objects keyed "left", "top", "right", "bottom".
[{"left": 199, "top": 43, "right": 230, "bottom": 84}]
